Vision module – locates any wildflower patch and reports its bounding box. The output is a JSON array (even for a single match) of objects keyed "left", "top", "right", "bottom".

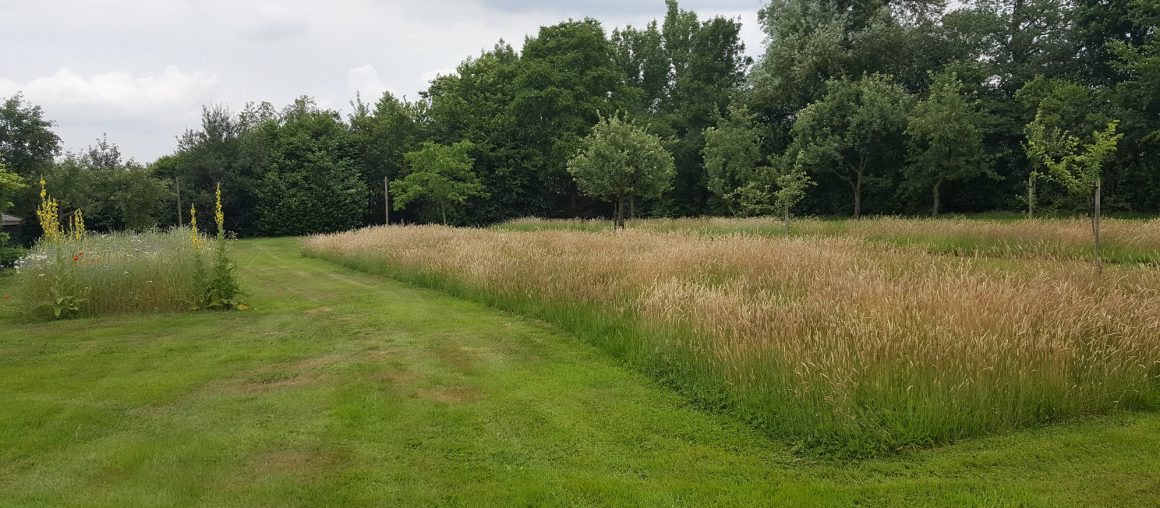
[{"left": 11, "top": 181, "right": 244, "bottom": 320}]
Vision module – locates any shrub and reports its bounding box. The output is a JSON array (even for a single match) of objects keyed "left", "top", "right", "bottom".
[{"left": 0, "top": 244, "right": 25, "bottom": 269}]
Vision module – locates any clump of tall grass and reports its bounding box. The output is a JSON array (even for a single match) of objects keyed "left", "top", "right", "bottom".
[
  {"left": 12, "top": 181, "right": 244, "bottom": 320},
  {"left": 499, "top": 216, "right": 1160, "bottom": 264},
  {"left": 305, "top": 226, "right": 1160, "bottom": 454}
]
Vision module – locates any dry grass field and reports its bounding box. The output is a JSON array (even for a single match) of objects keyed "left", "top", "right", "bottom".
[
  {"left": 500, "top": 216, "right": 1160, "bottom": 264},
  {"left": 304, "top": 220, "right": 1160, "bottom": 454}
]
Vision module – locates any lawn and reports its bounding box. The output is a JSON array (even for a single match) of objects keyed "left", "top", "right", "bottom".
[{"left": 1, "top": 238, "right": 1158, "bottom": 506}]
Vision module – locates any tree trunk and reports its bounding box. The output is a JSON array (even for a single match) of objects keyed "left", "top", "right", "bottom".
[
  {"left": 783, "top": 204, "right": 790, "bottom": 234},
  {"left": 1093, "top": 178, "right": 1102, "bottom": 275},
  {"left": 853, "top": 166, "right": 865, "bottom": 219},
  {"left": 629, "top": 195, "right": 636, "bottom": 220},
  {"left": 612, "top": 197, "right": 622, "bottom": 230},
  {"left": 1028, "top": 173, "right": 1036, "bottom": 219},
  {"left": 440, "top": 202, "right": 447, "bottom": 226},
  {"left": 931, "top": 178, "right": 942, "bottom": 216},
  {"left": 616, "top": 197, "right": 627, "bottom": 230}
]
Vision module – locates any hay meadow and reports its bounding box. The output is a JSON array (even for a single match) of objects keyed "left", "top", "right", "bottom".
[{"left": 305, "top": 220, "right": 1160, "bottom": 454}]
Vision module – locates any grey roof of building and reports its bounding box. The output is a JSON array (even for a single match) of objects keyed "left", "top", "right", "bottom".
[{"left": 1, "top": 213, "right": 23, "bottom": 226}]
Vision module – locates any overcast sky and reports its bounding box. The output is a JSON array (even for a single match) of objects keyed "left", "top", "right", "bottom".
[{"left": 0, "top": 0, "right": 765, "bottom": 162}]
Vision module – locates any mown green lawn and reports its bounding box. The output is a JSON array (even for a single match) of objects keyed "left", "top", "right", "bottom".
[{"left": 0, "top": 238, "right": 1157, "bottom": 506}]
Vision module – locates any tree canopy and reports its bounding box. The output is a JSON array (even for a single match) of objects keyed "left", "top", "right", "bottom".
[
  {"left": 787, "top": 74, "right": 912, "bottom": 218},
  {"left": 905, "top": 71, "right": 994, "bottom": 215},
  {"left": 567, "top": 115, "right": 675, "bottom": 228},
  {"left": 392, "top": 141, "right": 487, "bottom": 225}
]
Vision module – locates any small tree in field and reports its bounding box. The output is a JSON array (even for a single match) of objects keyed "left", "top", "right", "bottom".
[
  {"left": 772, "top": 155, "right": 813, "bottom": 233},
  {"left": 788, "top": 74, "right": 912, "bottom": 219},
  {"left": 568, "top": 115, "right": 674, "bottom": 229},
  {"left": 392, "top": 141, "right": 487, "bottom": 225},
  {"left": 1025, "top": 115, "right": 1122, "bottom": 274}
]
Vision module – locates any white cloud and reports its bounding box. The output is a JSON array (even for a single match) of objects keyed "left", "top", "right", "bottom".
[
  {"left": 0, "top": 66, "right": 218, "bottom": 119},
  {"left": 346, "top": 65, "right": 391, "bottom": 101},
  {"left": 0, "top": 66, "right": 219, "bottom": 159}
]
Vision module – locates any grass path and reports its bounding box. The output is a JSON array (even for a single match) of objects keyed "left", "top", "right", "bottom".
[{"left": 0, "top": 238, "right": 1157, "bottom": 506}]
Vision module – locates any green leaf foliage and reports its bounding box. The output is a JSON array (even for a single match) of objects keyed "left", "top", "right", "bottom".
[{"left": 1025, "top": 118, "right": 1123, "bottom": 197}]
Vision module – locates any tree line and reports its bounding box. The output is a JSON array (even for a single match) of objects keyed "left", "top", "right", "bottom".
[{"left": 1, "top": 0, "right": 1156, "bottom": 240}]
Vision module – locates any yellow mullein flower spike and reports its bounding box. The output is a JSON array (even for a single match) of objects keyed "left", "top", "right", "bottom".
[
  {"left": 190, "top": 204, "right": 201, "bottom": 250},
  {"left": 71, "top": 209, "right": 86, "bottom": 241},
  {"left": 35, "top": 180, "right": 62, "bottom": 243},
  {"left": 215, "top": 183, "right": 225, "bottom": 240}
]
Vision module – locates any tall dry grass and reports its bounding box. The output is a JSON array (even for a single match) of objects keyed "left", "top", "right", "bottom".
[
  {"left": 500, "top": 216, "right": 1160, "bottom": 264},
  {"left": 305, "top": 226, "right": 1160, "bottom": 454}
]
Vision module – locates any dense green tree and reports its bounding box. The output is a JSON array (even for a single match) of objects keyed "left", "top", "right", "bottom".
[
  {"left": 1014, "top": 76, "right": 1117, "bottom": 212},
  {"left": 906, "top": 72, "right": 995, "bottom": 215},
  {"left": 1105, "top": 4, "right": 1160, "bottom": 212},
  {"left": 0, "top": 162, "right": 24, "bottom": 246},
  {"left": 0, "top": 93, "right": 61, "bottom": 179},
  {"left": 514, "top": 20, "right": 631, "bottom": 214},
  {"left": 0, "top": 162, "right": 23, "bottom": 215},
  {"left": 937, "top": 0, "right": 1080, "bottom": 212},
  {"left": 567, "top": 116, "right": 675, "bottom": 228},
  {"left": 38, "top": 136, "right": 173, "bottom": 232},
  {"left": 425, "top": 41, "right": 550, "bottom": 223},
  {"left": 969, "top": 0, "right": 1074, "bottom": 91},
  {"left": 750, "top": 0, "right": 947, "bottom": 126},
  {"left": 612, "top": 22, "right": 668, "bottom": 113},
  {"left": 703, "top": 105, "right": 764, "bottom": 214},
  {"left": 787, "top": 75, "right": 913, "bottom": 218},
  {"left": 255, "top": 98, "right": 366, "bottom": 236},
  {"left": 88, "top": 164, "right": 173, "bottom": 232},
  {"left": 0, "top": 162, "right": 22, "bottom": 265},
  {"left": 392, "top": 141, "right": 486, "bottom": 225},
  {"left": 157, "top": 105, "right": 265, "bottom": 235},
  {"left": 1070, "top": 0, "right": 1154, "bottom": 87},
  {"left": 41, "top": 133, "right": 174, "bottom": 230},
  {"left": 655, "top": 2, "right": 751, "bottom": 215}
]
